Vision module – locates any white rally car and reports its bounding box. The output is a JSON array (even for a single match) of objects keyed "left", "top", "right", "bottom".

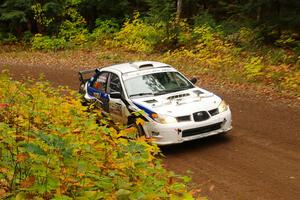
[{"left": 79, "top": 61, "right": 232, "bottom": 145}]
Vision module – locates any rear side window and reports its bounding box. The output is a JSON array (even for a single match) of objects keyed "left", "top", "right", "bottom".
[{"left": 92, "top": 72, "right": 109, "bottom": 92}]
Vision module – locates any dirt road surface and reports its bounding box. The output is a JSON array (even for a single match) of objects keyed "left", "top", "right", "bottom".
[{"left": 1, "top": 63, "right": 300, "bottom": 200}]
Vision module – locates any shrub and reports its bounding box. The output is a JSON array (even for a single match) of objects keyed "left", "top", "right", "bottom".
[
  {"left": 22, "top": 31, "right": 33, "bottom": 44},
  {"left": 0, "top": 33, "right": 18, "bottom": 44},
  {"left": 266, "top": 48, "right": 286, "bottom": 64},
  {"left": 192, "top": 25, "right": 214, "bottom": 47},
  {"left": 58, "top": 20, "right": 89, "bottom": 46},
  {"left": 244, "top": 56, "right": 265, "bottom": 81},
  {"left": 193, "top": 12, "right": 217, "bottom": 30},
  {"left": 275, "top": 31, "right": 298, "bottom": 48},
  {"left": 89, "top": 19, "right": 119, "bottom": 43},
  {"left": 227, "top": 27, "right": 260, "bottom": 48},
  {"left": 31, "top": 34, "right": 67, "bottom": 51},
  {"left": 292, "top": 44, "right": 300, "bottom": 56},
  {"left": 113, "top": 13, "right": 164, "bottom": 53},
  {"left": 0, "top": 72, "right": 195, "bottom": 199},
  {"left": 280, "top": 70, "right": 300, "bottom": 93}
]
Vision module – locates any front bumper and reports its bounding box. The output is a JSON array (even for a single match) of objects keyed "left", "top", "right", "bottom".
[{"left": 143, "top": 108, "right": 232, "bottom": 146}]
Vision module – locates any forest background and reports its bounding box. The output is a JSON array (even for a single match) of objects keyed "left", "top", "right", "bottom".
[{"left": 0, "top": 0, "right": 299, "bottom": 95}]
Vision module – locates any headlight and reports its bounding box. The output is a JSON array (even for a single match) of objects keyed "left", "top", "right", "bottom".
[
  {"left": 152, "top": 114, "right": 177, "bottom": 124},
  {"left": 218, "top": 100, "right": 228, "bottom": 113}
]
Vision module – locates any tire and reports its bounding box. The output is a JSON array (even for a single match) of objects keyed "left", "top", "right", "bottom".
[{"left": 79, "top": 96, "right": 88, "bottom": 106}]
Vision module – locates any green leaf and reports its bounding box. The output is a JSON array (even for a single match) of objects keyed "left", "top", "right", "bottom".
[
  {"left": 51, "top": 195, "right": 73, "bottom": 200},
  {"left": 22, "top": 143, "right": 47, "bottom": 156},
  {"left": 116, "top": 189, "right": 131, "bottom": 200},
  {"left": 15, "top": 192, "right": 26, "bottom": 200}
]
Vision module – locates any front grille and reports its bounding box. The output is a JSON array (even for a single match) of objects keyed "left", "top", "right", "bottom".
[
  {"left": 193, "top": 111, "right": 210, "bottom": 122},
  {"left": 182, "top": 122, "right": 222, "bottom": 137},
  {"left": 176, "top": 115, "right": 191, "bottom": 122},
  {"left": 208, "top": 108, "right": 219, "bottom": 116}
]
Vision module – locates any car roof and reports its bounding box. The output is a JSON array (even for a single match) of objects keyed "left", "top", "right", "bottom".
[{"left": 100, "top": 61, "right": 172, "bottom": 74}]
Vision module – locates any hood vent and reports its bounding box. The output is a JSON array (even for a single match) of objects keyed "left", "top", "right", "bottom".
[
  {"left": 193, "top": 90, "right": 204, "bottom": 96},
  {"left": 167, "top": 93, "right": 190, "bottom": 100}
]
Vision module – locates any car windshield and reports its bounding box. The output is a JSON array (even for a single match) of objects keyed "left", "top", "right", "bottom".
[{"left": 124, "top": 71, "right": 194, "bottom": 98}]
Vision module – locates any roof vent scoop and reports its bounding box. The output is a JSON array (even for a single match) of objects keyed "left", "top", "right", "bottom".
[{"left": 138, "top": 64, "right": 154, "bottom": 69}]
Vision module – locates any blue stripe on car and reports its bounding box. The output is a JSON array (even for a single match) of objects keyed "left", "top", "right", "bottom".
[
  {"left": 87, "top": 86, "right": 109, "bottom": 100},
  {"left": 133, "top": 102, "right": 156, "bottom": 118}
]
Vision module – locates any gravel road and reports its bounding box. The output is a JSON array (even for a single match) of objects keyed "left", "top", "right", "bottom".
[{"left": 1, "top": 63, "right": 300, "bottom": 200}]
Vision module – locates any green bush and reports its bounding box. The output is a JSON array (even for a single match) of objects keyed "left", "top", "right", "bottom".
[
  {"left": 226, "top": 27, "right": 260, "bottom": 48},
  {"left": 113, "top": 13, "right": 165, "bottom": 53},
  {"left": 292, "top": 44, "right": 300, "bottom": 56},
  {"left": 275, "top": 31, "right": 298, "bottom": 48},
  {"left": 22, "top": 31, "right": 33, "bottom": 44},
  {"left": 193, "top": 12, "right": 217, "bottom": 30},
  {"left": 244, "top": 56, "right": 265, "bottom": 81},
  {"left": 31, "top": 18, "right": 89, "bottom": 50},
  {"left": 89, "top": 19, "right": 119, "bottom": 42},
  {"left": 0, "top": 33, "right": 18, "bottom": 44},
  {"left": 265, "top": 48, "right": 292, "bottom": 65},
  {"left": 0, "top": 72, "right": 195, "bottom": 199},
  {"left": 31, "top": 34, "right": 67, "bottom": 50},
  {"left": 192, "top": 25, "right": 214, "bottom": 47},
  {"left": 58, "top": 20, "right": 86, "bottom": 40}
]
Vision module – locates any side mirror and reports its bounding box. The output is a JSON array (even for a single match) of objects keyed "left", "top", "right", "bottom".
[
  {"left": 190, "top": 77, "right": 197, "bottom": 84},
  {"left": 110, "top": 92, "right": 122, "bottom": 99}
]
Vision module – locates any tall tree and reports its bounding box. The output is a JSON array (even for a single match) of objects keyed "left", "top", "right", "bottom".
[
  {"left": 0, "top": 0, "right": 34, "bottom": 36},
  {"left": 176, "top": 0, "right": 182, "bottom": 20}
]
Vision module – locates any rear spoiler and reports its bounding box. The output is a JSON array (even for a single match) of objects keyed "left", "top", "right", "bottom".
[{"left": 78, "top": 68, "right": 99, "bottom": 84}]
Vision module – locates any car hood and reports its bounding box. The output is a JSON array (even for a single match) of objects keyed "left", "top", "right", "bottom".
[{"left": 131, "top": 88, "right": 222, "bottom": 117}]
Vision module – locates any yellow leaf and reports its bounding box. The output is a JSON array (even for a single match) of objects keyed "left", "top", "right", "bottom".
[
  {"left": 72, "top": 128, "right": 81, "bottom": 134},
  {"left": 135, "top": 118, "right": 144, "bottom": 126},
  {"left": 0, "top": 167, "right": 8, "bottom": 174}
]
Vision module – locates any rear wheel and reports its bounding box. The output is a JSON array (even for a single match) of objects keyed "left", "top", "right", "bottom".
[{"left": 80, "top": 97, "right": 88, "bottom": 106}]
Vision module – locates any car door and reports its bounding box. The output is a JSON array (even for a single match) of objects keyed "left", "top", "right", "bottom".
[
  {"left": 87, "top": 71, "right": 109, "bottom": 112},
  {"left": 107, "top": 73, "right": 126, "bottom": 123}
]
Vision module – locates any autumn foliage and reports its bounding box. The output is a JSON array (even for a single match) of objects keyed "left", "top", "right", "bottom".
[{"left": 0, "top": 72, "right": 194, "bottom": 199}]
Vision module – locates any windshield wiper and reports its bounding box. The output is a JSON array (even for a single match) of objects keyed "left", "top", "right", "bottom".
[
  {"left": 154, "top": 91, "right": 170, "bottom": 96},
  {"left": 155, "top": 89, "right": 184, "bottom": 96},
  {"left": 129, "top": 92, "right": 154, "bottom": 97},
  {"left": 154, "top": 86, "right": 194, "bottom": 96}
]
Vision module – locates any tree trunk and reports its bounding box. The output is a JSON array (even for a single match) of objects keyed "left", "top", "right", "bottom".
[
  {"left": 256, "top": 5, "right": 262, "bottom": 22},
  {"left": 176, "top": 0, "right": 183, "bottom": 20}
]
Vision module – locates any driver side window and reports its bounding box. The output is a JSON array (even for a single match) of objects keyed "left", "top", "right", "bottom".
[{"left": 109, "top": 73, "right": 122, "bottom": 94}]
